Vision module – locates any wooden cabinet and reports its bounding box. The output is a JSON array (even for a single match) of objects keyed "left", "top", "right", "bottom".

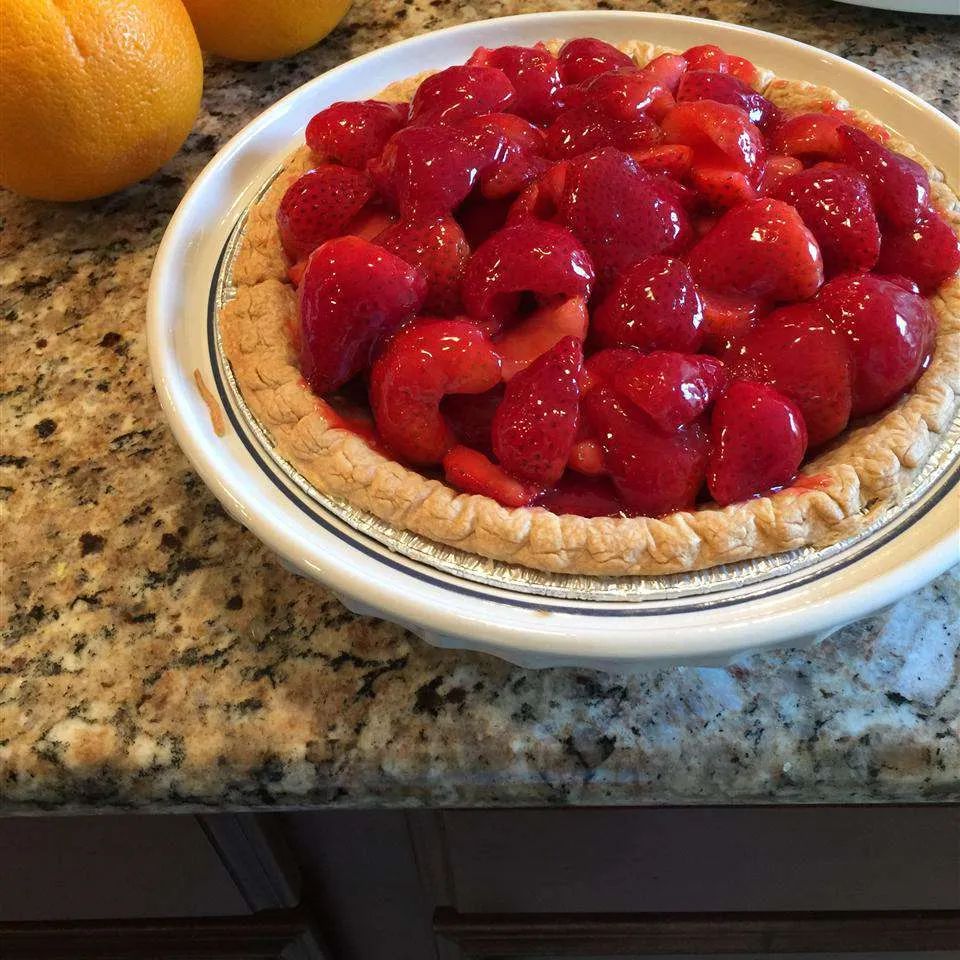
[{"left": 2, "top": 808, "right": 959, "bottom": 959}]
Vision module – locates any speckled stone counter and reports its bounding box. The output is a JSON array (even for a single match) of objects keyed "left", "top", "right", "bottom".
[{"left": 3, "top": 0, "right": 959, "bottom": 812}]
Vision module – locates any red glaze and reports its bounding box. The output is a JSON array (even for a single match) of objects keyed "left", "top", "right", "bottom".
[
  {"left": 876, "top": 208, "right": 960, "bottom": 294},
  {"left": 492, "top": 336, "right": 583, "bottom": 485},
  {"left": 582, "top": 347, "right": 644, "bottom": 393},
  {"left": 584, "top": 386, "right": 710, "bottom": 516},
  {"left": 593, "top": 255, "right": 704, "bottom": 352},
  {"left": 298, "top": 236, "right": 427, "bottom": 395},
  {"left": 558, "top": 147, "right": 692, "bottom": 289},
  {"left": 306, "top": 100, "right": 406, "bottom": 168},
  {"left": 369, "top": 318, "right": 502, "bottom": 464},
  {"left": 374, "top": 216, "right": 470, "bottom": 316},
  {"left": 409, "top": 65, "right": 516, "bottom": 127},
  {"left": 676, "top": 70, "right": 778, "bottom": 131},
  {"left": 462, "top": 219, "right": 595, "bottom": 330},
  {"left": 688, "top": 198, "right": 824, "bottom": 303},
  {"left": 276, "top": 165, "right": 373, "bottom": 262},
  {"left": 443, "top": 445, "right": 542, "bottom": 507},
  {"left": 620, "top": 352, "right": 728, "bottom": 433},
  {"left": 557, "top": 37, "right": 635, "bottom": 85},
  {"left": 707, "top": 381, "right": 807, "bottom": 506},
  {"left": 468, "top": 43, "right": 565, "bottom": 124},
  {"left": 775, "top": 162, "right": 881, "bottom": 277},
  {"left": 838, "top": 125, "right": 930, "bottom": 230},
  {"left": 726, "top": 302, "right": 853, "bottom": 446},
  {"left": 818, "top": 274, "right": 936, "bottom": 416},
  {"left": 534, "top": 473, "right": 624, "bottom": 517}
]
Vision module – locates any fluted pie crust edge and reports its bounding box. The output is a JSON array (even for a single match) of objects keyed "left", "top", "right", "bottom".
[{"left": 219, "top": 41, "right": 960, "bottom": 577}]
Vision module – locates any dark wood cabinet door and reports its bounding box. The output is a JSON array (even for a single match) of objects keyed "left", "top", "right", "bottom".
[{"left": 434, "top": 908, "right": 960, "bottom": 957}]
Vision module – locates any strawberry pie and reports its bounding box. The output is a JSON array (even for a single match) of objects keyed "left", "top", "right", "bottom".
[{"left": 221, "top": 38, "right": 959, "bottom": 576}]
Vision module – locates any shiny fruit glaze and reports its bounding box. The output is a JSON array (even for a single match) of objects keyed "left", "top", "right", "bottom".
[{"left": 276, "top": 39, "right": 956, "bottom": 518}]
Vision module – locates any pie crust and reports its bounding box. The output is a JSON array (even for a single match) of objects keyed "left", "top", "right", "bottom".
[{"left": 220, "top": 41, "right": 960, "bottom": 577}]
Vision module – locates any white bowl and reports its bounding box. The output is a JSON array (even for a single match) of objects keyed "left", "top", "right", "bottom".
[
  {"left": 833, "top": 0, "right": 958, "bottom": 15},
  {"left": 148, "top": 11, "right": 960, "bottom": 671}
]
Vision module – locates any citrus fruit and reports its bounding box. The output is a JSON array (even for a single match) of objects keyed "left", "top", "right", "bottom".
[
  {"left": 0, "top": 0, "right": 203, "bottom": 202},
  {"left": 181, "top": 0, "right": 352, "bottom": 62}
]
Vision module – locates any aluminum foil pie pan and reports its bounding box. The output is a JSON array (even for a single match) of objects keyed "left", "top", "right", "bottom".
[{"left": 150, "top": 11, "right": 960, "bottom": 669}]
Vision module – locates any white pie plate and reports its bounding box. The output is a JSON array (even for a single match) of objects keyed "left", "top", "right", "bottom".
[
  {"left": 148, "top": 11, "right": 960, "bottom": 671},
  {"left": 833, "top": 0, "right": 958, "bottom": 15}
]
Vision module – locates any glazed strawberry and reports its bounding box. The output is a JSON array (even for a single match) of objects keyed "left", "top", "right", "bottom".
[
  {"left": 818, "top": 274, "right": 936, "bottom": 416},
  {"left": 584, "top": 67, "right": 675, "bottom": 123},
  {"left": 462, "top": 220, "right": 595, "bottom": 330},
  {"left": 497, "top": 296, "right": 589, "bottom": 381},
  {"left": 276, "top": 166, "right": 373, "bottom": 261},
  {"left": 775, "top": 163, "right": 881, "bottom": 276},
  {"left": 837, "top": 125, "right": 930, "bottom": 230},
  {"left": 306, "top": 100, "right": 406, "bottom": 169},
  {"left": 374, "top": 216, "right": 469, "bottom": 315},
  {"left": 558, "top": 147, "right": 692, "bottom": 289},
  {"left": 298, "top": 236, "right": 427, "bottom": 394},
  {"left": 443, "top": 446, "right": 541, "bottom": 507},
  {"left": 689, "top": 167, "right": 755, "bottom": 208},
  {"left": 468, "top": 43, "right": 565, "bottom": 124},
  {"left": 582, "top": 347, "right": 644, "bottom": 393},
  {"left": 508, "top": 160, "right": 568, "bottom": 222},
  {"left": 545, "top": 103, "right": 661, "bottom": 161},
  {"left": 756, "top": 154, "right": 803, "bottom": 197},
  {"left": 661, "top": 100, "right": 765, "bottom": 174},
  {"left": 557, "top": 37, "right": 635, "bottom": 85},
  {"left": 584, "top": 386, "right": 710, "bottom": 516},
  {"left": 370, "top": 318, "right": 502, "bottom": 464},
  {"left": 639, "top": 53, "right": 689, "bottom": 96},
  {"left": 770, "top": 112, "right": 844, "bottom": 162},
  {"left": 676, "top": 70, "right": 778, "bottom": 131},
  {"left": 409, "top": 65, "right": 516, "bottom": 127},
  {"left": 707, "top": 381, "right": 807, "bottom": 507},
  {"left": 441, "top": 384, "right": 504, "bottom": 452},
  {"left": 344, "top": 204, "right": 397, "bottom": 241},
  {"left": 534, "top": 474, "right": 624, "bottom": 517},
  {"left": 458, "top": 113, "right": 548, "bottom": 198},
  {"left": 688, "top": 198, "right": 824, "bottom": 303},
  {"left": 681, "top": 44, "right": 731, "bottom": 74},
  {"left": 370, "top": 124, "right": 497, "bottom": 219},
  {"left": 620, "top": 352, "right": 728, "bottom": 433},
  {"left": 698, "top": 291, "right": 764, "bottom": 352},
  {"left": 631, "top": 143, "right": 693, "bottom": 178},
  {"left": 492, "top": 337, "right": 583, "bottom": 484},
  {"left": 876, "top": 208, "right": 960, "bottom": 294},
  {"left": 593, "top": 256, "right": 704, "bottom": 352},
  {"left": 727, "top": 303, "right": 852, "bottom": 445},
  {"left": 727, "top": 54, "right": 761, "bottom": 88}
]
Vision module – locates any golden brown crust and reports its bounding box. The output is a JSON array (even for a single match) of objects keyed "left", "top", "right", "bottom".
[{"left": 219, "top": 42, "right": 960, "bottom": 576}]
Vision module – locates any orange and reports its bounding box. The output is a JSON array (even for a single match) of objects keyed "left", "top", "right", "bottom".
[
  {"left": 181, "top": 0, "right": 352, "bottom": 62},
  {"left": 0, "top": 0, "right": 203, "bottom": 202}
]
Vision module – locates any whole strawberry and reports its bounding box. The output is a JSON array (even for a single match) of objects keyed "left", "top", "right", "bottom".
[
  {"left": 276, "top": 165, "right": 373, "bottom": 262},
  {"left": 492, "top": 337, "right": 583, "bottom": 485}
]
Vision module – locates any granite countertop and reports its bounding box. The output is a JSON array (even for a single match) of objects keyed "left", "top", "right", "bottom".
[{"left": 3, "top": 0, "right": 959, "bottom": 812}]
